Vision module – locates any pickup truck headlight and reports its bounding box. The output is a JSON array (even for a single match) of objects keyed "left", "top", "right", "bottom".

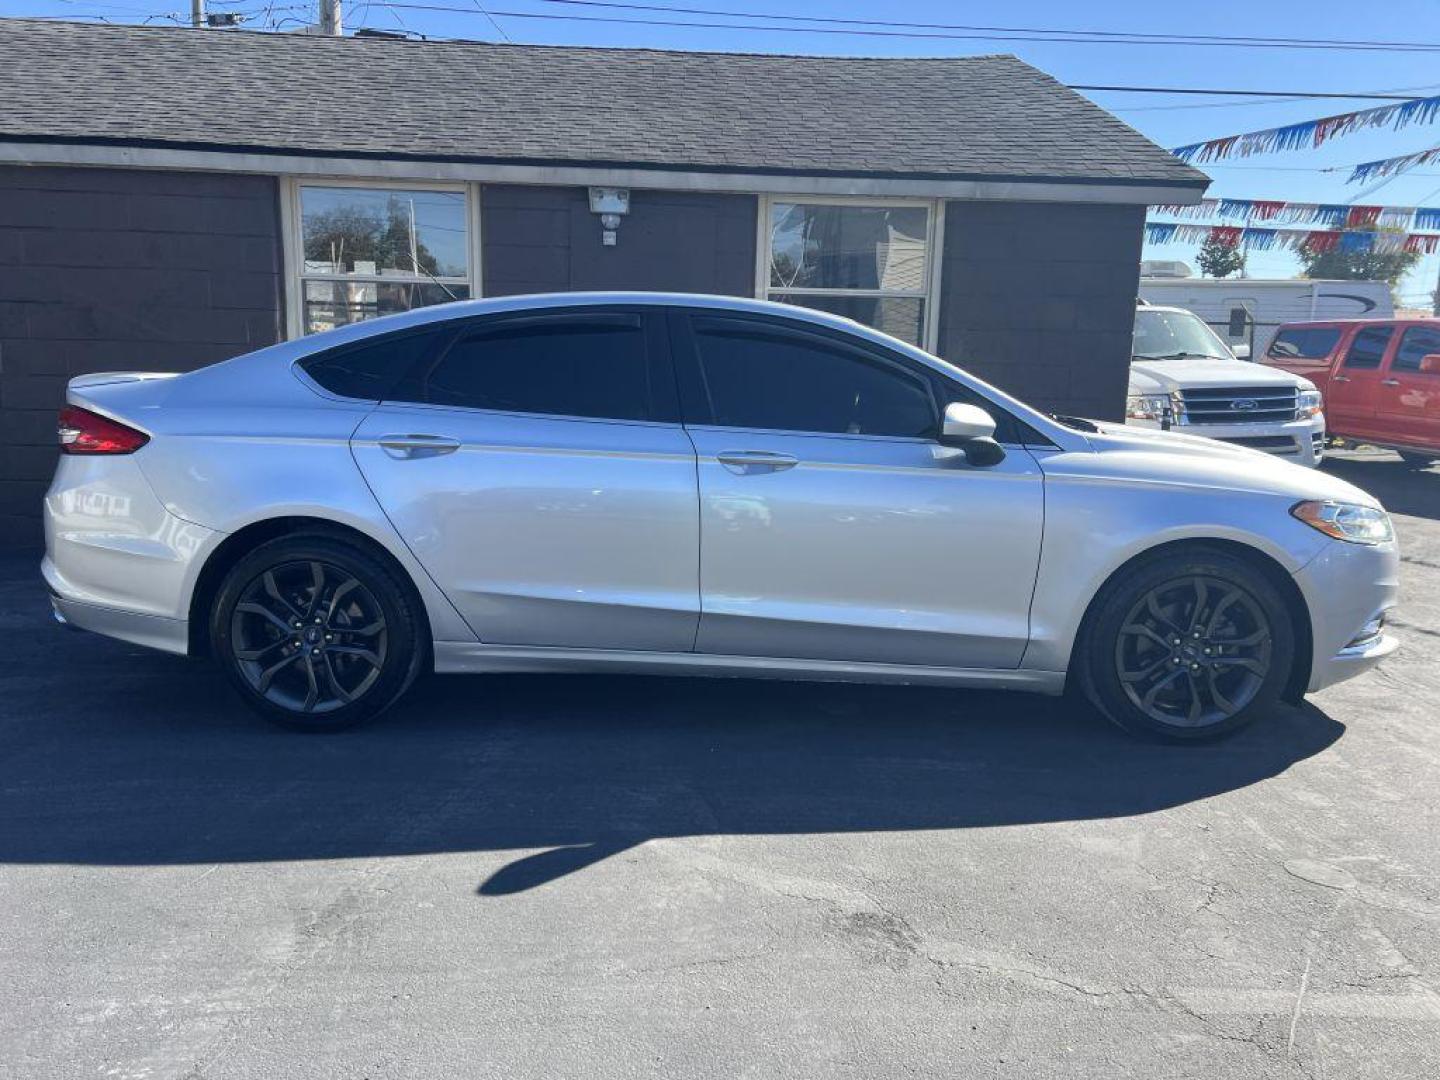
[
  {"left": 1291, "top": 500, "right": 1393, "bottom": 545},
  {"left": 1125, "top": 394, "right": 1172, "bottom": 421},
  {"left": 1295, "top": 389, "right": 1323, "bottom": 420}
]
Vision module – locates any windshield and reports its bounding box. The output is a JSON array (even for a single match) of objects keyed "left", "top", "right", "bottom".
[{"left": 1132, "top": 308, "right": 1234, "bottom": 361}]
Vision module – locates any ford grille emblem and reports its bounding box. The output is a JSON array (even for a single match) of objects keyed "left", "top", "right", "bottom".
[{"left": 1233, "top": 399, "right": 1258, "bottom": 410}]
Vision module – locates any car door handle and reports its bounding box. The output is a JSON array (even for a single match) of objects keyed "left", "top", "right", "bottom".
[
  {"left": 1332, "top": 375, "right": 1350, "bottom": 383},
  {"left": 1381, "top": 378, "right": 1401, "bottom": 386},
  {"left": 716, "top": 450, "right": 800, "bottom": 474},
  {"left": 377, "top": 434, "right": 462, "bottom": 459}
]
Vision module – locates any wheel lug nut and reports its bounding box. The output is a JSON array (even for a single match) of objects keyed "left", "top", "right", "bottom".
[
  {"left": 311, "top": 648, "right": 321, "bottom": 657},
  {"left": 325, "top": 633, "right": 333, "bottom": 642}
]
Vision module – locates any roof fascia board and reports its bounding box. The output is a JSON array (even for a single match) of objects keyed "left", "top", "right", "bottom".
[{"left": 0, "top": 141, "right": 1206, "bottom": 205}]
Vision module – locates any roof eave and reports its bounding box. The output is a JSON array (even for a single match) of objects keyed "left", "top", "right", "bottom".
[{"left": 0, "top": 135, "right": 1210, "bottom": 205}]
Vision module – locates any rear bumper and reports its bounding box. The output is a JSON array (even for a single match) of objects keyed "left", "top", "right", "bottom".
[
  {"left": 48, "top": 587, "right": 189, "bottom": 655},
  {"left": 44, "top": 453, "right": 215, "bottom": 655}
]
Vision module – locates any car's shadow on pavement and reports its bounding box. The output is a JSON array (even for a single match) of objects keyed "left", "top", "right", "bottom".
[{"left": 0, "top": 575, "right": 1344, "bottom": 894}]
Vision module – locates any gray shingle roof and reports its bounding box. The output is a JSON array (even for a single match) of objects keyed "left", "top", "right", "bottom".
[{"left": 0, "top": 18, "right": 1205, "bottom": 188}]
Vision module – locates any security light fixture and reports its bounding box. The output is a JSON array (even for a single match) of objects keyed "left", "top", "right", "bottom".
[{"left": 588, "top": 188, "right": 630, "bottom": 246}]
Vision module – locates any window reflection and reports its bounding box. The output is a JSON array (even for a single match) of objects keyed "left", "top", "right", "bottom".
[
  {"left": 766, "top": 202, "right": 931, "bottom": 345},
  {"left": 298, "top": 186, "right": 470, "bottom": 334}
]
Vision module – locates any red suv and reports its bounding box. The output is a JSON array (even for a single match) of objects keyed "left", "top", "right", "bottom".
[{"left": 1261, "top": 317, "right": 1440, "bottom": 468}]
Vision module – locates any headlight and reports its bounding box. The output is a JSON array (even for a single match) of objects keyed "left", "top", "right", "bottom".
[
  {"left": 1295, "top": 389, "right": 1323, "bottom": 420},
  {"left": 1126, "top": 394, "right": 1172, "bottom": 421},
  {"left": 1291, "top": 500, "right": 1393, "bottom": 545}
]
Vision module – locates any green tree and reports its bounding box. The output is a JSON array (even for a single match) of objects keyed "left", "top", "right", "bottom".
[
  {"left": 1196, "top": 232, "right": 1245, "bottom": 278},
  {"left": 1296, "top": 231, "right": 1420, "bottom": 288}
]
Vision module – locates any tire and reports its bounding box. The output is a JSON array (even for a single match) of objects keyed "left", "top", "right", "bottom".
[
  {"left": 1081, "top": 548, "right": 1296, "bottom": 742},
  {"left": 209, "top": 533, "right": 427, "bottom": 731},
  {"left": 1397, "top": 451, "right": 1438, "bottom": 470}
]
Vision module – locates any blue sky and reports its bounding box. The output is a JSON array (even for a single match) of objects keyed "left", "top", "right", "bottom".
[{"left": 6, "top": 0, "right": 1440, "bottom": 303}]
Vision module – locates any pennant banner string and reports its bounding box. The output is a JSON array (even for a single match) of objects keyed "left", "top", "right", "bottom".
[
  {"left": 1143, "top": 222, "right": 1440, "bottom": 255},
  {"left": 1171, "top": 94, "right": 1440, "bottom": 162},
  {"left": 1348, "top": 144, "right": 1440, "bottom": 184},
  {"left": 1148, "top": 197, "right": 1440, "bottom": 230}
]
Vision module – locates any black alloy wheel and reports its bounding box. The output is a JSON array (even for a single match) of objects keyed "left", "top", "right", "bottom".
[
  {"left": 1084, "top": 548, "right": 1295, "bottom": 742},
  {"left": 1114, "top": 574, "right": 1272, "bottom": 728},
  {"left": 211, "top": 534, "right": 425, "bottom": 730},
  {"left": 231, "top": 560, "right": 389, "bottom": 715}
]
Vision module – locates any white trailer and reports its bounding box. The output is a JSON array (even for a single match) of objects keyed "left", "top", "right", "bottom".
[{"left": 1137, "top": 275, "right": 1393, "bottom": 359}]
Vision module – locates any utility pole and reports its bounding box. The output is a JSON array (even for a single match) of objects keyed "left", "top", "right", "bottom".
[
  {"left": 319, "top": 0, "right": 343, "bottom": 35},
  {"left": 191, "top": 0, "right": 205, "bottom": 27}
]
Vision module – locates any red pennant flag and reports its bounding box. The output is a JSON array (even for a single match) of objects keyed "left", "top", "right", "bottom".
[
  {"left": 1304, "top": 230, "right": 1342, "bottom": 253},
  {"left": 1345, "top": 206, "right": 1382, "bottom": 228}
]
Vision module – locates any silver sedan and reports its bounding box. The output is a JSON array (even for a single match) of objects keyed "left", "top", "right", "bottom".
[{"left": 43, "top": 293, "right": 1399, "bottom": 740}]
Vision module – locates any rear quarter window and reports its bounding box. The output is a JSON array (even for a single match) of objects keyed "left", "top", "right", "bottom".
[
  {"left": 1394, "top": 326, "right": 1440, "bottom": 372},
  {"left": 299, "top": 330, "right": 441, "bottom": 400}
]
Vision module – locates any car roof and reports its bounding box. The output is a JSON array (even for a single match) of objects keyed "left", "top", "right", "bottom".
[{"left": 1277, "top": 317, "right": 1440, "bottom": 329}]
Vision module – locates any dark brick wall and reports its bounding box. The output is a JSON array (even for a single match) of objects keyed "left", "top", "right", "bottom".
[
  {"left": 935, "top": 201, "right": 1143, "bottom": 421},
  {"left": 482, "top": 185, "right": 756, "bottom": 297},
  {"left": 0, "top": 165, "right": 283, "bottom": 547}
]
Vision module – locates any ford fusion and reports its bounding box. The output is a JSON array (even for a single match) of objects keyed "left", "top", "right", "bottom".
[{"left": 44, "top": 294, "right": 1399, "bottom": 740}]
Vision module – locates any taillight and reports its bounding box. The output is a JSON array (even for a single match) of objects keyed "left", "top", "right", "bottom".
[{"left": 57, "top": 406, "right": 149, "bottom": 455}]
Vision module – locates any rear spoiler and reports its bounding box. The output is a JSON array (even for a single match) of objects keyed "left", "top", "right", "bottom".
[{"left": 68, "top": 372, "right": 181, "bottom": 390}]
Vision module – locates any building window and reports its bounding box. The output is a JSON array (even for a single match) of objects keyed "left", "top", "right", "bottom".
[
  {"left": 295, "top": 184, "right": 473, "bottom": 334},
  {"left": 762, "top": 199, "right": 937, "bottom": 347}
]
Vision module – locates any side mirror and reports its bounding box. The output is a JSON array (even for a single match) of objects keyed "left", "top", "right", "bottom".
[
  {"left": 939, "top": 402, "right": 1006, "bottom": 466},
  {"left": 1420, "top": 354, "right": 1440, "bottom": 375},
  {"left": 1232, "top": 343, "right": 1251, "bottom": 361}
]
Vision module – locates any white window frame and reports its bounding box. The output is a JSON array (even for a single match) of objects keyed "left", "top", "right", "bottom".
[
  {"left": 755, "top": 194, "right": 945, "bottom": 353},
  {"left": 280, "top": 176, "right": 483, "bottom": 339}
]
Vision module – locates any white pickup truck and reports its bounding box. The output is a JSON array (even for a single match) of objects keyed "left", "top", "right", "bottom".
[{"left": 1126, "top": 304, "right": 1326, "bottom": 468}]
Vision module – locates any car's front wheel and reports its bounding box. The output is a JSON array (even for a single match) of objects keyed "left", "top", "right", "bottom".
[
  {"left": 210, "top": 533, "right": 426, "bottom": 731},
  {"left": 1082, "top": 548, "right": 1296, "bottom": 741}
]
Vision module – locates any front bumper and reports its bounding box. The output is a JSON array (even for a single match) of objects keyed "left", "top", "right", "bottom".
[
  {"left": 1293, "top": 535, "right": 1401, "bottom": 692},
  {"left": 1130, "top": 415, "right": 1326, "bottom": 466}
]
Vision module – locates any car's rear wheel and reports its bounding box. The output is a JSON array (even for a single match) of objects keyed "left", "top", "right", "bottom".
[
  {"left": 1082, "top": 549, "right": 1296, "bottom": 741},
  {"left": 210, "top": 534, "right": 426, "bottom": 731},
  {"left": 1397, "top": 451, "right": 1437, "bottom": 470}
]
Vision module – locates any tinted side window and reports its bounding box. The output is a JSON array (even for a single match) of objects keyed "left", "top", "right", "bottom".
[
  {"left": 398, "top": 315, "right": 655, "bottom": 421},
  {"left": 690, "top": 320, "right": 936, "bottom": 437},
  {"left": 1269, "top": 327, "right": 1341, "bottom": 361},
  {"left": 1394, "top": 326, "right": 1440, "bottom": 372},
  {"left": 1342, "top": 327, "right": 1394, "bottom": 370},
  {"left": 300, "top": 330, "right": 439, "bottom": 400}
]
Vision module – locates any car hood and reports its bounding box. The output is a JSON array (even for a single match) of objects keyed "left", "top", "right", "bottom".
[
  {"left": 1129, "top": 356, "right": 1314, "bottom": 393},
  {"left": 1069, "top": 422, "right": 1382, "bottom": 508}
]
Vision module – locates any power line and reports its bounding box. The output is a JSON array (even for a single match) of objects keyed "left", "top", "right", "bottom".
[
  {"left": 358, "top": 1, "right": 1440, "bottom": 52},
  {"left": 496, "top": 0, "right": 1440, "bottom": 52},
  {"left": 1073, "top": 85, "right": 1425, "bottom": 102}
]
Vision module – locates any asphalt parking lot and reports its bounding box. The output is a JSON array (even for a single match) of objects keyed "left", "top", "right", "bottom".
[{"left": 1, "top": 450, "right": 1437, "bottom": 1080}]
